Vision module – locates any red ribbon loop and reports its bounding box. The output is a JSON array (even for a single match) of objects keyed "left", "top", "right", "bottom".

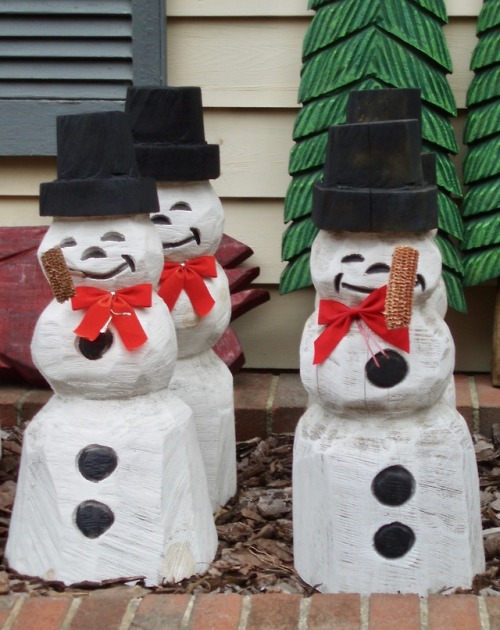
[
  {"left": 313, "top": 285, "right": 410, "bottom": 365},
  {"left": 71, "top": 284, "right": 153, "bottom": 351},
  {"left": 159, "top": 256, "right": 218, "bottom": 317}
]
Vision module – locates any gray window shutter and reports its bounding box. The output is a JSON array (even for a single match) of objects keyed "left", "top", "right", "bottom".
[{"left": 0, "top": 0, "right": 166, "bottom": 156}]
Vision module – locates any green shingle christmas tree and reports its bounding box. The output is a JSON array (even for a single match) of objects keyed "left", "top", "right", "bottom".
[
  {"left": 282, "top": 0, "right": 466, "bottom": 311},
  {"left": 462, "top": 0, "right": 499, "bottom": 287}
]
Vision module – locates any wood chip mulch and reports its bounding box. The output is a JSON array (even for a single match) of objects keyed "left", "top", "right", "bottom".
[{"left": 0, "top": 428, "right": 499, "bottom": 597}]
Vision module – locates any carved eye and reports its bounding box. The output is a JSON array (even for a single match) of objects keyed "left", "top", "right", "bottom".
[
  {"left": 151, "top": 214, "right": 171, "bottom": 225},
  {"left": 81, "top": 247, "right": 107, "bottom": 261},
  {"left": 341, "top": 254, "right": 364, "bottom": 263},
  {"left": 60, "top": 237, "right": 77, "bottom": 248},
  {"left": 170, "top": 202, "right": 192, "bottom": 211},
  {"left": 366, "top": 263, "right": 390, "bottom": 274},
  {"left": 101, "top": 232, "right": 125, "bottom": 242}
]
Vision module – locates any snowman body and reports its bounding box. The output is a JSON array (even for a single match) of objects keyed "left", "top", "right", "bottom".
[
  {"left": 153, "top": 182, "right": 236, "bottom": 512},
  {"left": 293, "top": 230, "right": 484, "bottom": 594},
  {"left": 6, "top": 214, "right": 217, "bottom": 585}
]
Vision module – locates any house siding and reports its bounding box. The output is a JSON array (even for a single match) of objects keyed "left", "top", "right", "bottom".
[{"left": 0, "top": 0, "right": 493, "bottom": 372}]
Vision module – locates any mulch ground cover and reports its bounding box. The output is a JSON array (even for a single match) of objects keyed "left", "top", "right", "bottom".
[{"left": 0, "top": 429, "right": 499, "bottom": 597}]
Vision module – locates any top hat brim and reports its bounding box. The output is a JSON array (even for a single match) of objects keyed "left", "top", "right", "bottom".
[{"left": 39, "top": 177, "right": 159, "bottom": 217}]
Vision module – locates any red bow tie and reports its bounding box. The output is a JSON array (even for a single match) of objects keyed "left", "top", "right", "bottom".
[
  {"left": 71, "top": 284, "right": 153, "bottom": 351},
  {"left": 159, "top": 256, "right": 218, "bottom": 317},
  {"left": 313, "top": 285, "right": 410, "bottom": 365}
]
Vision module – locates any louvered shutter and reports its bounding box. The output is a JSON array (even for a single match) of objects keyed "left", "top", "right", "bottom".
[{"left": 0, "top": 0, "right": 165, "bottom": 155}]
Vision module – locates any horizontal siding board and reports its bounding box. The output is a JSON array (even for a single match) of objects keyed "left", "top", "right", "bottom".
[
  {"left": 167, "top": 0, "right": 481, "bottom": 17},
  {"left": 0, "top": 60, "right": 132, "bottom": 80},
  {"left": 0, "top": 84, "right": 128, "bottom": 99},
  {"left": 168, "top": 17, "right": 476, "bottom": 109}
]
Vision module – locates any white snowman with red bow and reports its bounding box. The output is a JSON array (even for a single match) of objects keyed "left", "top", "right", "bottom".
[
  {"left": 293, "top": 90, "right": 484, "bottom": 595},
  {"left": 6, "top": 111, "right": 217, "bottom": 586},
  {"left": 126, "top": 87, "right": 236, "bottom": 512}
]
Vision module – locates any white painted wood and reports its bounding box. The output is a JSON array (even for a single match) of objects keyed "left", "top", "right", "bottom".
[
  {"left": 167, "top": 0, "right": 481, "bottom": 17},
  {"left": 293, "top": 228, "right": 484, "bottom": 593},
  {"left": 154, "top": 182, "right": 236, "bottom": 511},
  {"left": 167, "top": 18, "right": 476, "bottom": 109},
  {"left": 8, "top": 211, "right": 217, "bottom": 585},
  {"left": 170, "top": 349, "right": 237, "bottom": 511},
  {"left": 293, "top": 401, "right": 484, "bottom": 595},
  {"left": 6, "top": 390, "right": 218, "bottom": 586}
]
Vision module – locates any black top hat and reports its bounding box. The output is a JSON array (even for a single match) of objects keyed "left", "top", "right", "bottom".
[
  {"left": 39, "top": 111, "right": 159, "bottom": 217},
  {"left": 312, "top": 89, "right": 437, "bottom": 232},
  {"left": 125, "top": 86, "right": 220, "bottom": 182}
]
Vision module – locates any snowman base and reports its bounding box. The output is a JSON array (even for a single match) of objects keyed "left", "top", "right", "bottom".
[
  {"left": 6, "top": 389, "right": 218, "bottom": 586},
  {"left": 169, "top": 348, "right": 237, "bottom": 512},
  {"left": 293, "top": 401, "right": 484, "bottom": 595}
]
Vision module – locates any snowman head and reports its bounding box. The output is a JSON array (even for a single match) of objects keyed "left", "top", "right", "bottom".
[
  {"left": 38, "top": 215, "right": 164, "bottom": 291},
  {"left": 311, "top": 230, "right": 442, "bottom": 307},
  {"left": 151, "top": 181, "right": 224, "bottom": 261}
]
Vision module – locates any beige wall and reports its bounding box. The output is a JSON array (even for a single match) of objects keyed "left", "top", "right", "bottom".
[{"left": 0, "top": 0, "right": 494, "bottom": 372}]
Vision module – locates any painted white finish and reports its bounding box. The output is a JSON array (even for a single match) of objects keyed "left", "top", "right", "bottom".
[
  {"left": 170, "top": 349, "right": 236, "bottom": 511},
  {"left": 7, "top": 212, "right": 217, "bottom": 585},
  {"left": 293, "top": 229, "right": 484, "bottom": 593},
  {"left": 6, "top": 391, "right": 217, "bottom": 586},
  {"left": 293, "top": 401, "right": 484, "bottom": 595},
  {"left": 154, "top": 182, "right": 236, "bottom": 511}
]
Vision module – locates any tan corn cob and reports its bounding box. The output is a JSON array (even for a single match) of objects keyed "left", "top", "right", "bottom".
[
  {"left": 40, "top": 246, "right": 76, "bottom": 303},
  {"left": 385, "top": 245, "right": 419, "bottom": 329}
]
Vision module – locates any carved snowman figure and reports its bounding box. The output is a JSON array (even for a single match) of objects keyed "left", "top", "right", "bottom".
[
  {"left": 126, "top": 87, "right": 236, "bottom": 512},
  {"left": 293, "top": 90, "right": 484, "bottom": 595},
  {"left": 6, "top": 111, "right": 217, "bottom": 586}
]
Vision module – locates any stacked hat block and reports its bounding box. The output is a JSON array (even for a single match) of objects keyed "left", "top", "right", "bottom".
[
  {"left": 293, "top": 89, "right": 484, "bottom": 595},
  {"left": 5, "top": 111, "right": 217, "bottom": 586},
  {"left": 126, "top": 87, "right": 237, "bottom": 513}
]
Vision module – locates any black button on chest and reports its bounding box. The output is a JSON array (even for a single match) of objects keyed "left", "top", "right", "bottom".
[
  {"left": 77, "top": 444, "right": 118, "bottom": 482},
  {"left": 372, "top": 465, "right": 415, "bottom": 506},
  {"left": 365, "top": 349, "right": 408, "bottom": 388},
  {"left": 77, "top": 330, "right": 113, "bottom": 360},
  {"left": 373, "top": 522, "right": 415, "bottom": 559},
  {"left": 75, "top": 500, "right": 115, "bottom": 538}
]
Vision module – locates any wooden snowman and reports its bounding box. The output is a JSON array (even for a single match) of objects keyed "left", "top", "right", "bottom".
[
  {"left": 126, "top": 87, "right": 236, "bottom": 512},
  {"left": 293, "top": 89, "right": 484, "bottom": 595},
  {"left": 6, "top": 111, "right": 217, "bottom": 586}
]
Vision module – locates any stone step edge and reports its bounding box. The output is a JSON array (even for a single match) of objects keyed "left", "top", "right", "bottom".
[{"left": 0, "top": 372, "right": 499, "bottom": 441}]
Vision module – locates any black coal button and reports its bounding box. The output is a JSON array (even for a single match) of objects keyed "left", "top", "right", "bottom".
[
  {"left": 374, "top": 522, "right": 415, "bottom": 559},
  {"left": 75, "top": 500, "right": 114, "bottom": 538},
  {"left": 78, "top": 330, "right": 113, "bottom": 360},
  {"left": 372, "top": 465, "right": 415, "bottom": 506},
  {"left": 77, "top": 444, "right": 118, "bottom": 482},
  {"left": 365, "top": 349, "right": 408, "bottom": 388}
]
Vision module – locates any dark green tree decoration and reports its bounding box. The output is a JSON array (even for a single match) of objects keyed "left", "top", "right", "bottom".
[
  {"left": 462, "top": 0, "right": 500, "bottom": 287},
  {"left": 282, "top": 0, "right": 466, "bottom": 311}
]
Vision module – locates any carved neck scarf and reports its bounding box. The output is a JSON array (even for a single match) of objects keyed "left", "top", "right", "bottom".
[
  {"left": 71, "top": 284, "right": 153, "bottom": 351},
  {"left": 159, "top": 256, "right": 218, "bottom": 317},
  {"left": 314, "top": 285, "right": 410, "bottom": 365}
]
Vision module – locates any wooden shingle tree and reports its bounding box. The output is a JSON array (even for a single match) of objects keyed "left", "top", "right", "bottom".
[
  {"left": 461, "top": 0, "right": 500, "bottom": 384},
  {"left": 282, "top": 0, "right": 466, "bottom": 311}
]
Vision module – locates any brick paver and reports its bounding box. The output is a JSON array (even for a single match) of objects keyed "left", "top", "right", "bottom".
[
  {"left": 10, "top": 596, "right": 72, "bottom": 630},
  {"left": 308, "top": 593, "right": 361, "bottom": 630},
  {"left": 369, "top": 594, "right": 420, "bottom": 630},
  {"left": 188, "top": 593, "right": 242, "bottom": 630},
  {"left": 272, "top": 373, "right": 307, "bottom": 434},
  {"left": 233, "top": 372, "right": 273, "bottom": 440},
  {"left": 245, "top": 594, "right": 302, "bottom": 630},
  {"left": 428, "top": 594, "right": 481, "bottom": 630},
  {"left": 130, "top": 594, "right": 191, "bottom": 630},
  {"left": 69, "top": 589, "right": 136, "bottom": 630}
]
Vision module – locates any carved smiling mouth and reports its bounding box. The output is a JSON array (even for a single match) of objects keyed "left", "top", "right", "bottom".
[
  {"left": 334, "top": 273, "right": 426, "bottom": 293},
  {"left": 162, "top": 228, "right": 201, "bottom": 250},
  {"left": 340, "top": 281, "right": 374, "bottom": 294},
  {"left": 69, "top": 255, "right": 135, "bottom": 280}
]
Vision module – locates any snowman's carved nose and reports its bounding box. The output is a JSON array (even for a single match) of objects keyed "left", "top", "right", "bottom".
[{"left": 81, "top": 246, "right": 107, "bottom": 261}]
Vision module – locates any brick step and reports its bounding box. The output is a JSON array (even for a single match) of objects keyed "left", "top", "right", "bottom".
[
  {"left": 1, "top": 372, "right": 499, "bottom": 440},
  {"left": 0, "top": 591, "right": 498, "bottom": 630}
]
